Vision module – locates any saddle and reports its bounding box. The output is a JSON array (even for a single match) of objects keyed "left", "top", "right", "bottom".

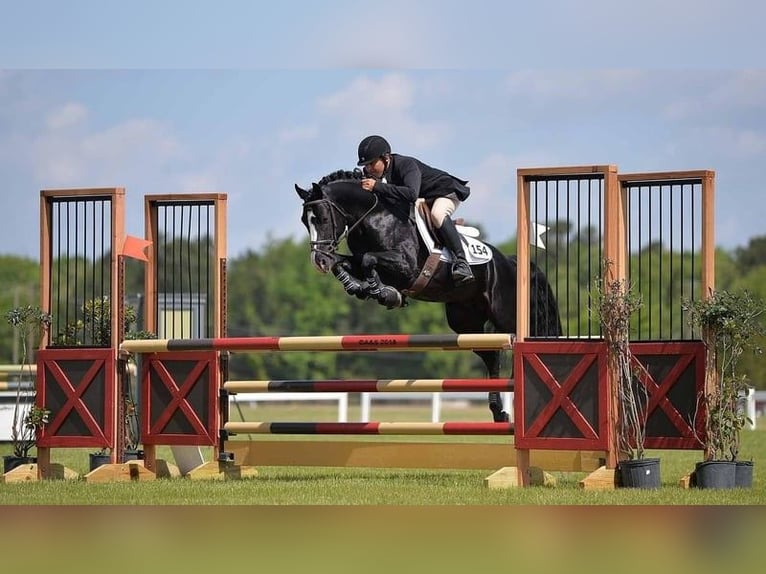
[
  {"left": 404, "top": 200, "right": 493, "bottom": 297},
  {"left": 412, "top": 200, "right": 492, "bottom": 265}
]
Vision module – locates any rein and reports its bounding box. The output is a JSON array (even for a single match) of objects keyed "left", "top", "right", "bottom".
[{"left": 304, "top": 193, "right": 379, "bottom": 256}]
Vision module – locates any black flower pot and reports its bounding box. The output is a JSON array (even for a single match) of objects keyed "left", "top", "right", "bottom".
[
  {"left": 695, "top": 460, "right": 737, "bottom": 489},
  {"left": 618, "top": 458, "right": 661, "bottom": 489},
  {"left": 123, "top": 449, "right": 144, "bottom": 461},
  {"left": 3, "top": 455, "right": 37, "bottom": 474},
  {"left": 89, "top": 452, "right": 112, "bottom": 471},
  {"left": 735, "top": 461, "right": 754, "bottom": 488}
]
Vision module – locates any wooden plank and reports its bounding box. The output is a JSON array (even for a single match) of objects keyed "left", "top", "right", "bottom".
[
  {"left": 1, "top": 463, "right": 39, "bottom": 483},
  {"left": 226, "top": 441, "right": 604, "bottom": 473},
  {"left": 517, "top": 165, "right": 616, "bottom": 177},
  {"left": 484, "top": 466, "right": 556, "bottom": 489},
  {"left": 1, "top": 463, "right": 78, "bottom": 482},
  {"left": 618, "top": 169, "right": 714, "bottom": 183},
  {"left": 40, "top": 188, "right": 126, "bottom": 199},
  {"left": 578, "top": 465, "right": 618, "bottom": 490},
  {"left": 83, "top": 462, "right": 156, "bottom": 483},
  {"left": 144, "top": 193, "right": 228, "bottom": 203},
  {"left": 185, "top": 461, "right": 258, "bottom": 481}
]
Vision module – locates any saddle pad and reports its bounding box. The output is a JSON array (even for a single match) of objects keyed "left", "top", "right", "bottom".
[{"left": 413, "top": 200, "right": 493, "bottom": 265}]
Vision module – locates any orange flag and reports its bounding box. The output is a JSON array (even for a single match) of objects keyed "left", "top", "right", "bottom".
[{"left": 121, "top": 235, "right": 152, "bottom": 262}]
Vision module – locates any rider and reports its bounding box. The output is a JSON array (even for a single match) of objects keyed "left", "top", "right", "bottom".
[{"left": 356, "top": 135, "right": 475, "bottom": 286}]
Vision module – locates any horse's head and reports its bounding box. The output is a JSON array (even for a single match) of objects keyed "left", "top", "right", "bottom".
[{"left": 294, "top": 169, "right": 370, "bottom": 274}]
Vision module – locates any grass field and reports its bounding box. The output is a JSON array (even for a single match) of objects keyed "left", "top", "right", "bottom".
[
  {"left": 1, "top": 402, "right": 764, "bottom": 505},
  {"left": 1, "top": 402, "right": 763, "bottom": 573}
]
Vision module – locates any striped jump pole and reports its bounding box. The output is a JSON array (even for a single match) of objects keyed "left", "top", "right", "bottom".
[
  {"left": 224, "top": 421, "right": 515, "bottom": 435},
  {"left": 121, "top": 333, "right": 513, "bottom": 354},
  {"left": 0, "top": 381, "right": 35, "bottom": 392},
  {"left": 0, "top": 365, "right": 37, "bottom": 374},
  {"left": 224, "top": 378, "right": 514, "bottom": 394}
]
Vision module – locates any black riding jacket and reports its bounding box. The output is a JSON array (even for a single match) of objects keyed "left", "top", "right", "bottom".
[{"left": 372, "top": 154, "right": 470, "bottom": 205}]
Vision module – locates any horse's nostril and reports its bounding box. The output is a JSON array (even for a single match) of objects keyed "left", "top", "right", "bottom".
[{"left": 310, "top": 252, "right": 330, "bottom": 273}]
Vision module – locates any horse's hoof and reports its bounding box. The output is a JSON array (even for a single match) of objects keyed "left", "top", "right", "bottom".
[
  {"left": 489, "top": 410, "right": 509, "bottom": 423},
  {"left": 381, "top": 287, "right": 404, "bottom": 309}
]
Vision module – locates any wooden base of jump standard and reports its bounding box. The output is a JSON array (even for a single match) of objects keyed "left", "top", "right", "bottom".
[
  {"left": 83, "top": 459, "right": 181, "bottom": 483},
  {"left": 578, "top": 466, "right": 618, "bottom": 490},
  {"left": 185, "top": 460, "right": 259, "bottom": 480},
  {"left": 484, "top": 466, "right": 557, "bottom": 488},
  {"left": 1, "top": 463, "right": 78, "bottom": 483}
]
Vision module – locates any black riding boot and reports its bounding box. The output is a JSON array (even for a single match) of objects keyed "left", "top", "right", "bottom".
[{"left": 438, "top": 218, "right": 474, "bottom": 286}]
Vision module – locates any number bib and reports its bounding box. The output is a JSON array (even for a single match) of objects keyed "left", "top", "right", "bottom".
[{"left": 460, "top": 236, "right": 493, "bottom": 265}]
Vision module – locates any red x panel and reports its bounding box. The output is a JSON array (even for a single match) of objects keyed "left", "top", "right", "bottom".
[
  {"left": 515, "top": 341, "right": 610, "bottom": 450},
  {"left": 630, "top": 341, "right": 705, "bottom": 449},
  {"left": 140, "top": 351, "right": 219, "bottom": 446},
  {"left": 36, "top": 348, "right": 115, "bottom": 448}
]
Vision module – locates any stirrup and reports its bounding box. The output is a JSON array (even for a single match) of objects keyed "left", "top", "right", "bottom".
[{"left": 451, "top": 261, "right": 474, "bottom": 285}]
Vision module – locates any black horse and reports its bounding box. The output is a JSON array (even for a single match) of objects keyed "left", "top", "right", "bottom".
[{"left": 295, "top": 169, "right": 562, "bottom": 422}]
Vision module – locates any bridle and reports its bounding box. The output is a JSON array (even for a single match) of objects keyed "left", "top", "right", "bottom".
[{"left": 303, "top": 192, "right": 379, "bottom": 258}]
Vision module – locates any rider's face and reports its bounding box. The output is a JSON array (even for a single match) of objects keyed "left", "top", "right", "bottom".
[{"left": 363, "top": 157, "right": 386, "bottom": 179}]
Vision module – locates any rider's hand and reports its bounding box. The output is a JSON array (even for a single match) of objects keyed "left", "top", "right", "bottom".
[{"left": 361, "top": 178, "right": 376, "bottom": 192}]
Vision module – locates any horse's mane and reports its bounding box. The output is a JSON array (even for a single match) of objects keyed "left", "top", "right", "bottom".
[{"left": 317, "top": 169, "right": 363, "bottom": 187}]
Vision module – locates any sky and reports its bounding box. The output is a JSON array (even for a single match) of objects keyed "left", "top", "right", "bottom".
[{"left": 1, "top": 0, "right": 765, "bottom": 260}]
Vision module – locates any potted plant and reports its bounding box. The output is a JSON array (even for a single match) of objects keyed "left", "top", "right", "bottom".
[
  {"left": 593, "top": 265, "right": 658, "bottom": 488},
  {"left": 3, "top": 305, "right": 52, "bottom": 474},
  {"left": 683, "top": 289, "right": 765, "bottom": 488}
]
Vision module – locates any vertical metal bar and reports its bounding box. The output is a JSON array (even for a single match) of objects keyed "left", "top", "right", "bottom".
[
  {"left": 65, "top": 201, "right": 71, "bottom": 341},
  {"left": 179, "top": 204, "right": 185, "bottom": 338},
  {"left": 162, "top": 205, "right": 168, "bottom": 338},
  {"left": 100, "top": 199, "right": 106, "bottom": 343},
  {"left": 197, "top": 203, "right": 202, "bottom": 337},
  {"left": 56, "top": 202, "right": 62, "bottom": 341},
  {"left": 667, "top": 184, "right": 676, "bottom": 339},
  {"left": 565, "top": 179, "right": 570, "bottom": 337},
  {"left": 638, "top": 184, "right": 643, "bottom": 339},
  {"left": 680, "top": 183, "right": 685, "bottom": 337},
  {"left": 206, "top": 204, "right": 212, "bottom": 337},
  {"left": 587, "top": 179, "right": 593, "bottom": 337}
]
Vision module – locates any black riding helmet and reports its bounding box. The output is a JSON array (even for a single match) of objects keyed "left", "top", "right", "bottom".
[{"left": 357, "top": 135, "right": 391, "bottom": 166}]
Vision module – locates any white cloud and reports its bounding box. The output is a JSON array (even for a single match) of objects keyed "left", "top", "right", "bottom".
[
  {"left": 505, "top": 70, "right": 648, "bottom": 101},
  {"left": 317, "top": 73, "right": 450, "bottom": 151},
  {"left": 28, "top": 116, "right": 181, "bottom": 185},
  {"left": 319, "top": 74, "right": 414, "bottom": 115},
  {"left": 663, "top": 70, "right": 766, "bottom": 122},
  {"left": 696, "top": 126, "right": 766, "bottom": 158},
  {"left": 45, "top": 102, "right": 88, "bottom": 130}
]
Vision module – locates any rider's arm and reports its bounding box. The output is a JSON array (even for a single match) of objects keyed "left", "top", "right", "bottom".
[{"left": 372, "top": 155, "right": 420, "bottom": 204}]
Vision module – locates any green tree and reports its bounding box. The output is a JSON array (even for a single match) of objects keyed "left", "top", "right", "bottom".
[{"left": 0, "top": 255, "right": 39, "bottom": 363}]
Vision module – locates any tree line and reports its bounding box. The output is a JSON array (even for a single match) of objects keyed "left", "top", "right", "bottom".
[{"left": 1, "top": 232, "right": 765, "bottom": 387}]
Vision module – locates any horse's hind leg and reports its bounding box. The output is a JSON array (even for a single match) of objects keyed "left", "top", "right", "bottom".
[
  {"left": 445, "top": 302, "right": 509, "bottom": 423},
  {"left": 473, "top": 349, "right": 510, "bottom": 423}
]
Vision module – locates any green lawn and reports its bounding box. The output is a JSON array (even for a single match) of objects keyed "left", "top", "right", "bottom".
[
  {"left": 1, "top": 403, "right": 762, "bottom": 572},
  {"left": 1, "top": 403, "right": 764, "bottom": 505}
]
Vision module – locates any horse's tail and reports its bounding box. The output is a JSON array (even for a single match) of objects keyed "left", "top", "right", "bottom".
[{"left": 528, "top": 261, "right": 563, "bottom": 337}]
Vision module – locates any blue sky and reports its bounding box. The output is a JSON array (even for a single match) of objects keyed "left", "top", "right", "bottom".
[{"left": 1, "top": 1, "right": 765, "bottom": 259}]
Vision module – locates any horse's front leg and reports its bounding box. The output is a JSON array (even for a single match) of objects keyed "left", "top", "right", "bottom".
[
  {"left": 361, "top": 253, "right": 406, "bottom": 309},
  {"left": 331, "top": 257, "right": 367, "bottom": 298}
]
